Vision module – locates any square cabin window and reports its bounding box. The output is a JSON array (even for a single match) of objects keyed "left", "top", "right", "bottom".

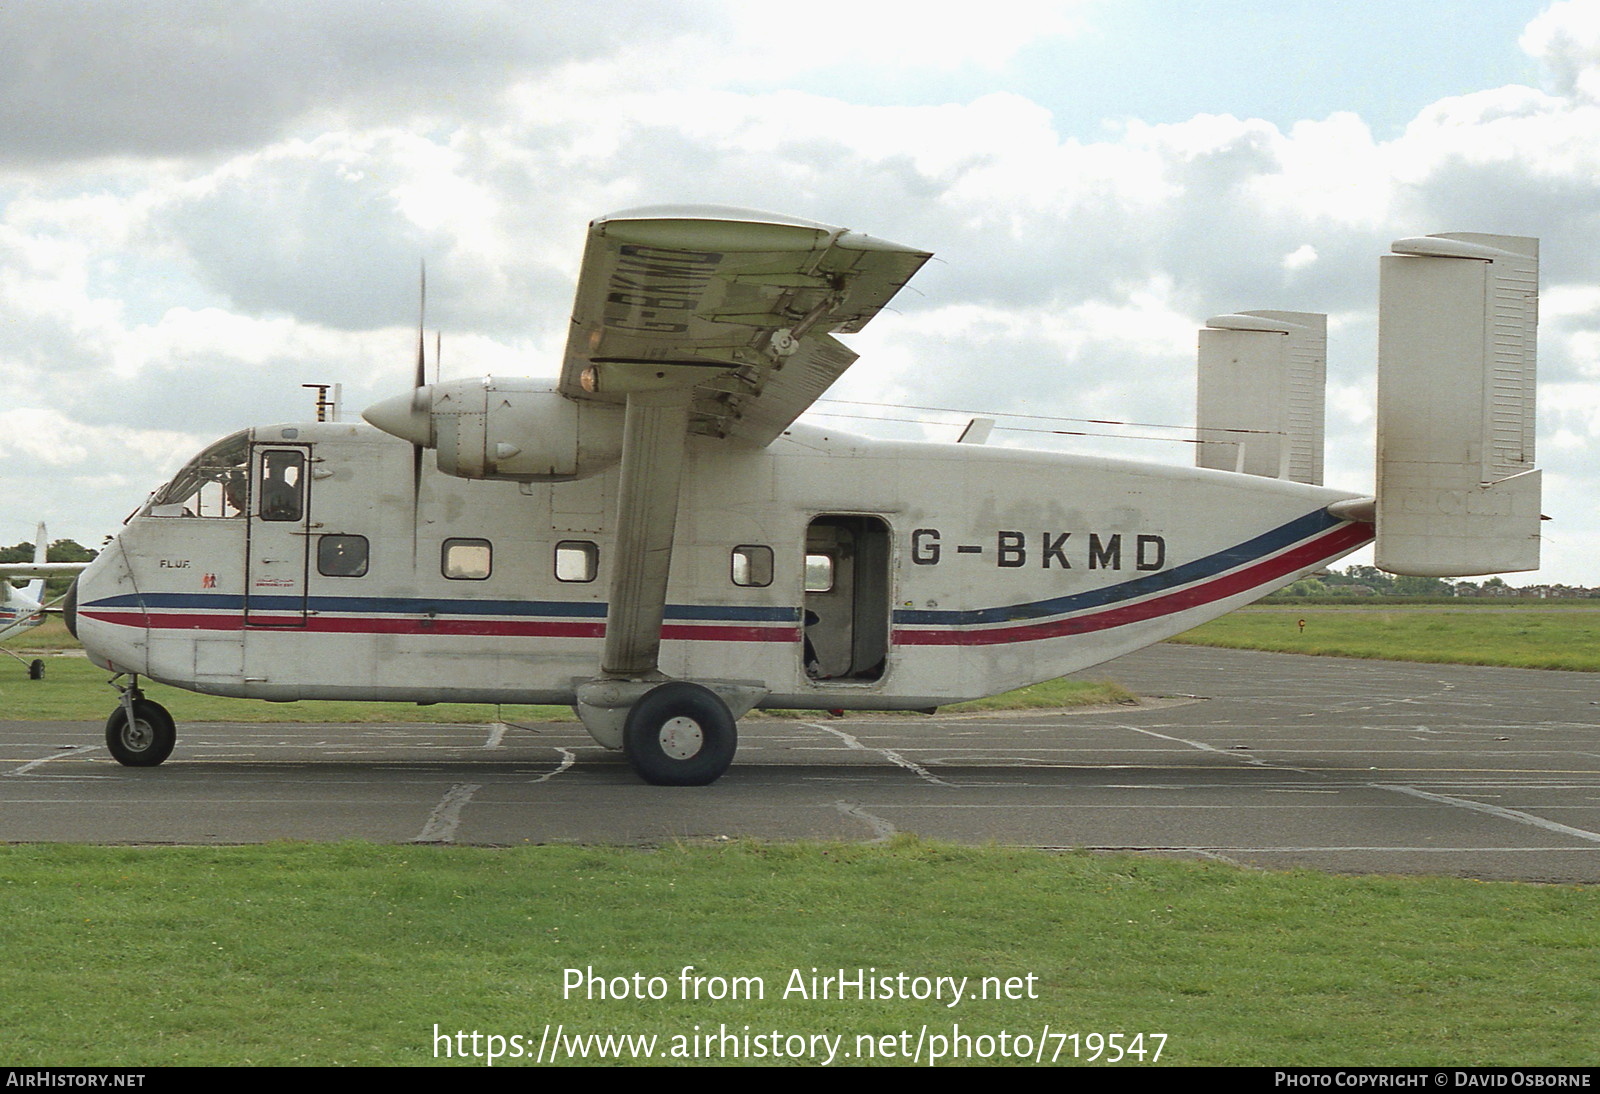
[
  {"left": 555, "top": 540, "right": 598, "bottom": 583},
  {"left": 731, "top": 545, "right": 773, "bottom": 587},
  {"left": 442, "top": 538, "right": 492, "bottom": 580},
  {"left": 804, "top": 552, "right": 834, "bottom": 593},
  {"left": 317, "top": 534, "right": 369, "bottom": 577}
]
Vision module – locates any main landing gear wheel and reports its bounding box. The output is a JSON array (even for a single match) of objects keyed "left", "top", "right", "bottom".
[
  {"left": 622, "top": 682, "right": 737, "bottom": 786},
  {"left": 27, "top": 659, "right": 44, "bottom": 680},
  {"left": 105, "top": 699, "right": 176, "bottom": 767}
]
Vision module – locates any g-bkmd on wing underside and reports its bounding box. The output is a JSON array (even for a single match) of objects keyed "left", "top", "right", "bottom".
[{"left": 560, "top": 205, "right": 932, "bottom": 447}]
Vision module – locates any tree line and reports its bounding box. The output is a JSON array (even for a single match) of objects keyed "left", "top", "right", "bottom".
[
  {"left": 1271, "top": 565, "right": 1594, "bottom": 599},
  {"left": 1, "top": 538, "right": 99, "bottom": 600}
]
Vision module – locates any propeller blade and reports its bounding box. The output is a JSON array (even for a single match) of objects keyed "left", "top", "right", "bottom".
[
  {"left": 412, "top": 261, "right": 427, "bottom": 564},
  {"left": 414, "top": 261, "right": 427, "bottom": 395}
]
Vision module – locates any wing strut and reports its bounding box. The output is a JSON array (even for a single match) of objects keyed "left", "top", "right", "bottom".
[
  {"left": 601, "top": 387, "right": 692, "bottom": 677},
  {"left": 573, "top": 367, "right": 770, "bottom": 763}
]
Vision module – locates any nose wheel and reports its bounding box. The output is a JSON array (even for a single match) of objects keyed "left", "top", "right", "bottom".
[{"left": 104, "top": 676, "right": 176, "bottom": 767}]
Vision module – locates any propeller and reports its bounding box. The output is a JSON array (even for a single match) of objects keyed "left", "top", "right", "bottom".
[{"left": 361, "top": 261, "right": 434, "bottom": 564}]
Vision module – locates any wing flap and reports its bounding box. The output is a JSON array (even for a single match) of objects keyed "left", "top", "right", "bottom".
[{"left": 562, "top": 206, "right": 929, "bottom": 445}]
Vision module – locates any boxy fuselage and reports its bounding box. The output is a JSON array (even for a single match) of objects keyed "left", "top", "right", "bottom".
[{"left": 69, "top": 414, "right": 1372, "bottom": 714}]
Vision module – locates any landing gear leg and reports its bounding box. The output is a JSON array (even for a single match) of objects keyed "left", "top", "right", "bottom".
[
  {"left": 104, "top": 674, "right": 176, "bottom": 767},
  {"left": 1, "top": 646, "right": 45, "bottom": 679}
]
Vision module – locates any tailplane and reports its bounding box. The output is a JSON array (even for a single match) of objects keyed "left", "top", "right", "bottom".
[
  {"left": 1196, "top": 311, "right": 1325, "bottom": 485},
  {"left": 1374, "top": 233, "right": 1540, "bottom": 577}
]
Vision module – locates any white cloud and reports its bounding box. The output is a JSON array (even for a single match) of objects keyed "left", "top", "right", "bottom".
[
  {"left": 0, "top": 0, "right": 715, "bottom": 166},
  {"left": 723, "top": 0, "right": 1089, "bottom": 74},
  {"left": 0, "top": 1, "right": 1596, "bottom": 584},
  {"left": 1523, "top": 0, "right": 1600, "bottom": 103},
  {"left": 1282, "top": 244, "right": 1318, "bottom": 271}
]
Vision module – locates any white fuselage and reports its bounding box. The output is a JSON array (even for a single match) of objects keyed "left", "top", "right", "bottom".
[
  {"left": 0, "top": 583, "right": 45, "bottom": 642},
  {"left": 70, "top": 419, "right": 1373, "bottom": 711}
]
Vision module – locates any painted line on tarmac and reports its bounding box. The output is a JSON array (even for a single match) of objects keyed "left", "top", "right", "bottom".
[
  {"left": 1375, "top": 783, "right": 1600, "bottom": 844},
  {"left": 413, "top": 782, "right": 481, "bottom": 843},
  {"left": 833, "top": 800, "right": 896, "bottom": 842},
  {"left": 7, "top": 746, "right": 103, "bottom": 777},
  {"left": 1122, "top": 725, "right": 1293, "bottom": 769},
  {"left": 529, "top": 749, "right": 577, "bottom": 783},
  {"left": 806, "top": 724, "right": 954, "bottom": 787}
]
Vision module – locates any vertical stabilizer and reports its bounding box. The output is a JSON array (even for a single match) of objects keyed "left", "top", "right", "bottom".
[
  {"left": 23, "top": 522, "right": 47, "bottom": 602},
  {"left": 1197, "top": 311, "right": 1325, "bottom": 484},
  {"left": 1376, "top": 233, "right": 1540, "bottom": 577}
]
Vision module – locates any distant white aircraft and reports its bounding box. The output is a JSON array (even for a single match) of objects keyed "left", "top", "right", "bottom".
[{"left": 1, "top": 523, "right": 89, "bottom": 679}]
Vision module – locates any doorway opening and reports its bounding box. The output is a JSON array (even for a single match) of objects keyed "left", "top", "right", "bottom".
[{"left": 802, "top": 515, "right": 890, "bottom": 683}]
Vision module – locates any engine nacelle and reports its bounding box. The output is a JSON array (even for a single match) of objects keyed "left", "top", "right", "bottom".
[{"left": 364, "top": 378, "right": 624, "bottom": 482}]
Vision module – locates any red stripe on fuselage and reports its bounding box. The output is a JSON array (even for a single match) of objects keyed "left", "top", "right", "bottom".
[
  {"left": 78, "top": 610, "right": 799, "bottom": 644},
  {"left": 894, "top": 522, "right": 1372, "bottom": 646}
]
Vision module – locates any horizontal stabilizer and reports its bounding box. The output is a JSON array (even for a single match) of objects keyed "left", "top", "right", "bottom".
[
  {"left": 1376, "top": 233, "right": 1540, "bottom": 576},
  {"left": 1197, "top": 311, "right": 1325, "bottom": 485}
]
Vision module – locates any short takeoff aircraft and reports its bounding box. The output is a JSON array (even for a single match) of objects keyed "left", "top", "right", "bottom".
[
  {"left": 66, "top": 208, "right": 1542, "bottom": 783},
  {"left": 2, "top": 523, "right": 89, "bottom": 678}
]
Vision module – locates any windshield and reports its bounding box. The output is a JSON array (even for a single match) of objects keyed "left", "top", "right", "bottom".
[{"left": 147, "top": 430, "right": 251, "bottom": 517}]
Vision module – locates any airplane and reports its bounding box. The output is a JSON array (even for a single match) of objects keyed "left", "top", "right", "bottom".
[
  {"left": 1, "top": 523, "right": 90, "bottom": 679},
  {"left": 63, "top": 207, "right": 1542, "bottom": 783}
]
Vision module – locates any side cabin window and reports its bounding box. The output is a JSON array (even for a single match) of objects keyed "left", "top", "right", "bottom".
[
  {"left": 732, "top": 545, "right": 773, "bottom": 588},
  {"left": 318, "top": 535, "right": 369, "bottom": 578},
  {"left": 146, "top": 430, "right": 250, "bottom": 518},
  {"left": 443, "top": 539, "right": 491, "bottom": 580},
  {"left": 804, "top": 552, "right": 834, "bottom": 593},
  {"left": 555, "top": 541, "right": 598, "bottom": 583},
  {"left": 259, "top": 450, "right": 305, "bottom": 522}
]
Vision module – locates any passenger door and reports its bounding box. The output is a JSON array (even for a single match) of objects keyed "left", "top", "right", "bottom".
[{"left": 244, "top": 445, "right": 311, "bottom": 627}]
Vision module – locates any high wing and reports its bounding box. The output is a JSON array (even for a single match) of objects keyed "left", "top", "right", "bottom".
[
  {"left": 362, "top": 208, "right": 933, "bottom": 770},
  {"left": 560, "top": 205, "right": 930, "bottom": 446},
  {"left": 1, "top": 523, "right": 87, "bottom": 596}
]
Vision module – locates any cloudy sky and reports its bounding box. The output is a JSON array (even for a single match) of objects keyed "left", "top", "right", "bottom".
[{"left": 1, "top": 0, "right": 1595, "bottom": 585}]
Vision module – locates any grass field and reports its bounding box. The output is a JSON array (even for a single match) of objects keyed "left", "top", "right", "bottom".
[
  {"left": 0, "top": 648, "right": 1132, "bottom": 723},
  {"left": 1172, "top": 603, "right": 1600, "bottom": 672},
  {"left": 2, "top": 840, "right": 1596, "bottom": 1067},
  {"left": 6, "top": 605, "right": 1596, "bottom": 1067}
]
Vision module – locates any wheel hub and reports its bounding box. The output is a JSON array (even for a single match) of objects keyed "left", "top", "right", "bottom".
[
  {"left": 122, "top": 719, "right": 152, "bottom": 751},
  {"left": 658, "top": 716, "right": 703, "bottom": 759}
]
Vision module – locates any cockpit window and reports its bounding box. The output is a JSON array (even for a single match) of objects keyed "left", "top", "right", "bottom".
[
  {"left": 258, "top": 450, "right": 305, "bottom": 522},
  {"left": 147, "top": 431, "right": 250, "bottom": 518}
]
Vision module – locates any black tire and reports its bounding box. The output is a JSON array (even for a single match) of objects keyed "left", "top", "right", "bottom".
[
  {"left": 622, "top": 682, "right": 737, "bottom": 786},
  {"left": 105, "top": 699, "right": 176, "bottom": 767},
  {"left": 27, "top": 659, "right": 44, "bottom": 680}
]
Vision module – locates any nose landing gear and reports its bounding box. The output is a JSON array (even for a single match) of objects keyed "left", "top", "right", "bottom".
[{"left": 105, "top": 674, "right": 176, "bottom": 767}]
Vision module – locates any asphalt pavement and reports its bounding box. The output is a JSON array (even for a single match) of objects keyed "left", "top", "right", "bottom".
[{"left": 4, "top": 644, "right": 1599, "bottom": 881}]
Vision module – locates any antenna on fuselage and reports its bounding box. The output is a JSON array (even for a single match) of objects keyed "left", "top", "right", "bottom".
[{"left": 301, "top": 383, "right": 340, "bottom": 422}]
